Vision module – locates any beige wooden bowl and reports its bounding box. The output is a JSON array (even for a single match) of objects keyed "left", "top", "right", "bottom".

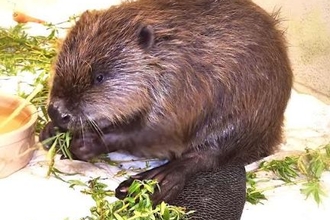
[{"left": 0, "top": 92, "right": 38, "bottom": 178}]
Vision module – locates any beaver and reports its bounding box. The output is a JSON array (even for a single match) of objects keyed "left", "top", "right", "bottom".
[{"left": 40, "top": 0, "right": 292, "bottom": 218}]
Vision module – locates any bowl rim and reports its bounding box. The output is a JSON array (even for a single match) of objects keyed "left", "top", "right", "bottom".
[{"left": 0, "top": 92, "right": 38, "bottom": 138}]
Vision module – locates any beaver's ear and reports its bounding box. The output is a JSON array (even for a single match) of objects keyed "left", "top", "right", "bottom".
[
  {"left": 79, "top": 10, "right": 92, "bottom": 21},
  {"left": 137, "top": 24, "right": 155, "bottom": 49},
  {"left": 78, "top": 10, "right": 98, "bottom": 23}
]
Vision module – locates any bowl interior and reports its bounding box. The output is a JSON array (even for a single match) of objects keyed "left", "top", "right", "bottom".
[
  {"left": 0, "top": 102, "right": 32, "bottom": 134},
  {"left": 0, "top": 93, "right": 37, "bottom": 136}
]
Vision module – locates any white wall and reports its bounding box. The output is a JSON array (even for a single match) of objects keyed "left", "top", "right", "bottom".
[{"left": 254, "top": 0, "right": 330, "bottom": 103}]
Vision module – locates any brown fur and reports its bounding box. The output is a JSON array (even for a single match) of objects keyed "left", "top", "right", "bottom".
[{"left": 40, "top": 0, "right": 292, "bottom": 204}]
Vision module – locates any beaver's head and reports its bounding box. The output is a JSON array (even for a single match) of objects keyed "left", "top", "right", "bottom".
[{"left": 48, "top": 9, "right": 162, "bottom": 131}]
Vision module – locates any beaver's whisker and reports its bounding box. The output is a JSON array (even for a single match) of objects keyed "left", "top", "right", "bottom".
[
  {"left": 79, "top": 116, "right": 86, "bottom": 145},
  {"left": 88, "top": 117, "right": 104, "bottom": 138},
  {"left": 85, "top": 116, "right": 111, "bottom": 150}
]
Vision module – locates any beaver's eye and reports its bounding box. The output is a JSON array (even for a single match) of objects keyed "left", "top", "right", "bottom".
[{"left": 94, "top": 74, "right": 104, "bottom": 84}]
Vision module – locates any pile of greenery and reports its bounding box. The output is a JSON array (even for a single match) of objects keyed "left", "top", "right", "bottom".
[{"left": 1, "top": 19, "right": 329, "bottom": 220}]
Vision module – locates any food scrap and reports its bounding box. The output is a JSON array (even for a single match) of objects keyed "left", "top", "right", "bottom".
[{"left": 13, "top": 11, "right": 45, "bottom": 24}]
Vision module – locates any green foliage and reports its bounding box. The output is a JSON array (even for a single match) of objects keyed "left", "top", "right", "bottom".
[
  {"left": 297, "top": 145, "right": 330, "bottom": 204},
  {"left": 246, "top": 172, "right": 267, "bottom": 204},
  {"left": 247, "top": 144, "right": 330, "bottom": 205},
  {"left": 0, "top": 24, "right": 57, "bottom": 76},
  {"left": 43, "top": 130, "right": 73, "bottom": 177},
  {"left": 68, "top": 178, "right": 192, "bottom": 220}
]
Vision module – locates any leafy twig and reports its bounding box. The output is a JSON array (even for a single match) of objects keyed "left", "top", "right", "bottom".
[
  {"left": 247, "top": 144, "right": 330, "bottom": 205},
  {"left": 69, "top": 178, "right": 193, "bottom": 220}
]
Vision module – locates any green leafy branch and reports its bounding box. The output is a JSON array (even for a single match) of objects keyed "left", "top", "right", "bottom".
[
  {"left": 42, "top": 131, "right": 73, "bottom": 177},
  {"left": 67, "top": 178, "right": 192, "bottom": 220},
  {"left": 246, "top": 144, "right": 330, "bottom": 205}
]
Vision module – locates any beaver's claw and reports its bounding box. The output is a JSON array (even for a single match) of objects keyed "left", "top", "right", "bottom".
[{"left": 115, "top": 161, "right": 187, "bottom": 204}]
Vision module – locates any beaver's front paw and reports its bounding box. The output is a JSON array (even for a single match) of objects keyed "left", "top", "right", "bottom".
[
  {"left": 70, "top": 133, "right": 110, "bottom": 161},
  {"left": 39, "top": 121, "right": 61, "bottom": 150},
  {"left": 115, "top": 161, "right": 186, "bottom": 204}
]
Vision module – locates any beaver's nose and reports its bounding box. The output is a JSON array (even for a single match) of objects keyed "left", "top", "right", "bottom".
[{"left": 47, "top": 100, "right": 72, "bottom": 130}]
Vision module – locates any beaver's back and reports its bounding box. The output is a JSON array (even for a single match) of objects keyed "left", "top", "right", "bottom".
[{"left": 127, "top": 0, "right": 293, "bottom": 163}]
